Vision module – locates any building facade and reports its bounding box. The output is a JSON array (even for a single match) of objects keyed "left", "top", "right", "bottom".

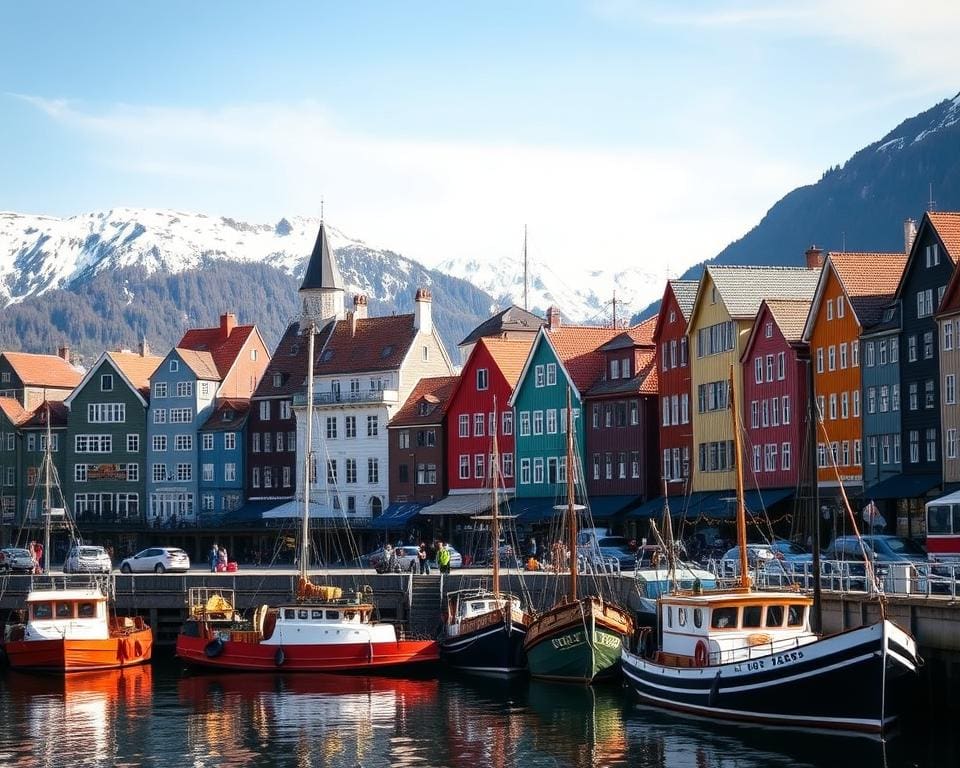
[
  {"left": 198, "top": 400, "right": 249, "bottom": 522},
  {"left": 0, "top": 350, "right": 82, "bottom": 410}
]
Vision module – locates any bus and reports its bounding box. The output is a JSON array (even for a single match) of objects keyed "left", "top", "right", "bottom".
[{"left": 925, "top": 490, "right": 960, "bottom": 562}]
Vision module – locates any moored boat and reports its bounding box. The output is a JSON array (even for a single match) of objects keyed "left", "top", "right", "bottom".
[
  {"left": 620, "top": 367, "right": 918, "bottom": 732},
  {"left": 440, "top": 402, "right": 532, "bottom": 676},
  {"left": 522, "top": 390, "right": 634, "bottom": 683},
  {"left": 3, "top": 582, "right": 153, "bottom": 672}
]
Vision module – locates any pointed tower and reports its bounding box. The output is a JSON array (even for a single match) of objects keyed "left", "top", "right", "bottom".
[{"left": 299, "top": 220, "right": 345, "bottom": 326}]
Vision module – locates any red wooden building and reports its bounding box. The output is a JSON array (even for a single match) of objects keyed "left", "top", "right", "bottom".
[{"left": 740, "top": 299, "right": 811, "bottom": 497}]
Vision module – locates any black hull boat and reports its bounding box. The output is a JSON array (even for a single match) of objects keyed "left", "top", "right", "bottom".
[
  {"left": 439, "top": 592, "right": 529, "bottom": 676},
  {"left": 622, "top": 618, "right": 917, "bottom": 733}
]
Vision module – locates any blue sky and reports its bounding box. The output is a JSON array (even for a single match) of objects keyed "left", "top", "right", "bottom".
[{"left": 2, "top": 1, "right": 958, "bottom": 281}]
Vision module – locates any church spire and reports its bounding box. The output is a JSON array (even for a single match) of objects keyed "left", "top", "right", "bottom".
[{"left": 300, "top": 219, "right": 345, "bottom": 325}]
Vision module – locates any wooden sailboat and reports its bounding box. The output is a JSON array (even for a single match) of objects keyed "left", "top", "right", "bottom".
[
  {"left": 440, "top": 400, "right": 531, "bottom": 675},
  {"left": 621, "top": 366, "right": 918, "bottom": 732},
  {"left": 1, "top": 404, "right": 153, "bottom": 672},
  {"left": 175, "top": 320, "right": 439, "bottom": 672},
  {"left": 522, "top": 390, "right": 634, "bottom": 683}
]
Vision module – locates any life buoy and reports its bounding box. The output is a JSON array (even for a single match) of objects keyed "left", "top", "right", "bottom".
[
  {"left": 204, "top": 637, "right": 225, "bottom": 658},
  {"left": 694, "top": 640, "right": 709, "bottom": 667},
  {"left": 274, "top": 647, "right": 285, "bottom": 667}
]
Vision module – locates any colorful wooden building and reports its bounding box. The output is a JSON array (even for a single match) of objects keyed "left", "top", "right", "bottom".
[
  {"left": 0, "top": 350, "right": 82, "bottom": 410},
  {"left": 930, "top": 214, "right": 960, "bottom": 491}
]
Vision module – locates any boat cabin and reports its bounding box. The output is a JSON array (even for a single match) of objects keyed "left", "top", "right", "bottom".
[
  {"left": 658, "top": 591, "right": 816, "bottom": 667},
  {"left": 22, "top": 588, "right": 111, "bottom": 641},
  {"left": 444, "top": 589, "right": 525, "bottom": 638}
]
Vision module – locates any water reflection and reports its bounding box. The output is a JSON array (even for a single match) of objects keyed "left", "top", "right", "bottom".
[{"left": 0, "top": 666, "right": 152, "bottom": 767}]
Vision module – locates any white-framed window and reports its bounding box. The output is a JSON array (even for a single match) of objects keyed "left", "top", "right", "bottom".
[
  {"left": 839, "top": 343, "right": 848, "bottom": 369},
  {"left": 344, "top": 416, "right": 356, "bottom": 438},
  {"left": 75, "top": 435, "right": 112, "bottom": 453},
  {"left": 154, "top": 382, "right": 167, "bottom": 398},
  {"left": 816, "top": 348, "right": 824, "bottom": 373},
  {"left": 280, "top": 400, "right": 292, "bottom": 419},
  {"left": 152, "top": 463, "right": 166, "bottom": 482},
  {"left": 853, "top": 390, "right": 860, "bottom": 417},
  {"left": 224, "top": 432, "right": 236, "bottom": 450},
  {"left": 153, "top": 409, "right": 167, "bottom": 424},
  {"left": 202, "top": 433, "right": 214, "bottom": 451},
  {"left": 837, "top": 296, "right": 845, "bottom": 318},
  {"left": 828, "top": 346, "right": 836, "bottom": 371},
  {"left": 170, "top": 408, "right": 193, "bottom": 423},
  {"left": 345, "top": 458, "right": 357, "bottom": 484},
  {"left": 474, "top": 413, "right": 484, "bottom": 437},
  {"left": 176, "top": 463, "right": 192, "bottom": 481},
  {"left": 841, "top": 392, "right": 849, "bottom": 419},
  {"left": 535, "top": 365, "right": 545, "bottom": 387},
  {"left": 520, "top": 458, "right": 531, "bottom": 484},
  {"left": 533, "top": 457, "right": 544, "bottom": 484},
  {"left": 502, "top": 411, "right": 513, "bottom": 435},
  {"left": 202, "top": 494, "right": 215, "bottom": 511},
  {"left": 100, "top": 374, "right": 114, "bottom": 391},
  {"left": 948, "top": 429, "right": 958, "bottom": 460},
  {"left": 367, "top": 415, "right": 379, "bottom": 437},
  {"left": 908, "top": 335, "right": 917, "bottom": 362},
  {"left": 782, "top": 395, "right": 791, "bottom": 425},
  {"left": 777, "top": 352, "right": 785, "bottom": 380},
  {"left": 202, "top": 464, "right": 214, "bottom": 482},
  {"left": 127, "top": 434, "right": 139, "bottom": 452},
  {"left": 765, "top": 355, "right": 774, "bottom": 382},
  {"left": 502, "top": 453, "right": 514, "bottom": 478},
  {"left": 781, "top": 442, "right": 791, "bottom": 471},
  {"left": 866, "top": 342, "right": 875, "bottom": 367},
  {"left": 853, "top": 341, "right": 860, "bottom": 367},
  {"left": 546, "top": 363, "right": 557, "bottom": 385},
  {"left": 152, "top": 435, "right": 167, "bottom": 452},
  {"left": 176, "top": 381, "right": 193, "bottom": 398},
  {"left": 459, "top": 455, "right": 470, "bottom": 480},
  {"left": 519, "top": 411, "right": 530, "bottom": 436},
  {"left": 175, "top": 434, "right": 192, "bottom": 451},
  {"left": 224, "top": 463, "right": 236, "bottom": 482},
  {"left": 368, "top": 457, "right": 379, "bottom": 484},
  {"left": 546, "top": 409, "right": 557, "bottom": 434},
  {"left": 169, "top": 359, "right": 179, "bottom": 372},
  {"left": 75, "top": 464, "right": 88, "bottom": 482},
  {"left": 927, "top": 428, "right": 938, "bottom": 462},
  {"left": 533, "top": 410, "right": 544, "bottom": 435},
  {"left": 252, "top": 467, "right": 261, "bottom": 488},
  {"left": 947, "top": 374, "right": 957, "bottom": 405},
  {"left": 945, "top": 320, "right": 955, "bottom": 352},
  {"left": 754, "top": 357, "right": 763, "bottom": 384},
  {"left": 476, "top": 368, "right": 489, "bottom": 390},
  {"left": 869, "top": 436, "right": 878, "bottom": 465},
  {"left": 474, "top": 453, "right": 485, "bottom": 480},
  {"left": 87, "top": 403, "right": 125, "bottom": 423}
]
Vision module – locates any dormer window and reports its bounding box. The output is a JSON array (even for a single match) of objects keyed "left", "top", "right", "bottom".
[
  {"left": 418, "top": 402, "right": 430, "bottom": 417},
  {"left": 222, "top": 410, "right": 234, "bottom": 421},
  {"left": 273, "top": 373, "right": 282, "bottom": 387},
  {"left": 610, "top": 359, "right": 620, "bottom": 380},
  {"left": 621, "top": 357, "right": 631, "bottom": 378}
]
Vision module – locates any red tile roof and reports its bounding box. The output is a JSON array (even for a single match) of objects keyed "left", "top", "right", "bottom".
[
  {"left": 547, "top": 326, "right": 622, "bottom": 392},
  {"left": 20, "top": 401, "right": 69, "bottom": 429},
  {"left": 2, "top": 352, "right": 83, "bottom": 389},
  {"left": 480, "top": 338, "right": 535, "bottom": 387},
  {"left": 627, "top": 316, "right": 657, "bottom": 346},
  {"left": 763, "top": 299, "right": 813, "bottom": 343},
  {"left": 0, "top": 397, "right": 27, "bottom": 426},
  {"left": 929, "top": 212, "right": 960, "bottom": 259},
  {"left": 390, "top": 376, "right": 459, "bottom": 427},
  {"left": 107, "top": 351, "right": 164, "bottom": 396},
  {"left": 179, "top": 321, "right": 257, "bottom": 379},
  {"left": 829, "top": 252, "right": 906, "bottom": 326},
  {"left": 200, "top": 398, "right": 251, "bottom": 431}
]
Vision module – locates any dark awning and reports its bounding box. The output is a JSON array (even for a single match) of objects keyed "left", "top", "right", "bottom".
[
  {"left": 513, "top": 497, "right": 563, "bottom": 524},
  {"left": 865, "top": 473, "right": 941, "bottom": 500},
  {"left": 419, "top": 491, "right": 511, "bottom": 517},
  {"left": 589, "top": 495, "right": 642, "bottom": 519},
  {"left": 627, "top": 491, "right": 724, "bottom": 520},
  {"left": 743, "top": 487, "right": 794, "bottom": 514},
  {"left": 219, "top": 499, "right": 291, "bottom": 526},
  {"left": 369, "top": 502, "right": 425, "bottom": 530}
]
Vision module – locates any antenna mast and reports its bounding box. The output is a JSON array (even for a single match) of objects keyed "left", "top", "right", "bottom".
[
  {"left": 523, "top": 225, "right": 528, "bottom": 311},
  {"left": 612, "top": 290, "right": 617, "bottom": 329},
  {"left": 929, "top": 183, "right": 936, "bottom": 212}
]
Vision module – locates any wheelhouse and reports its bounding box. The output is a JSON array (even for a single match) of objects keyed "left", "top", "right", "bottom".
[{"left": 925, "top": 491, "right": 960, "bottom": 562}]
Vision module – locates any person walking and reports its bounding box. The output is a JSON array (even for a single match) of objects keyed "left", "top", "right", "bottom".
[
  {"left": 209, "top": 543, "right": 219, "bottom": 573},
  {"left": 418, "top": 542, "right": 429, "bottom": 575},
  {"left": 218, "top": 546, "right": 228, "bottom": 571},
  {"left": 437, "top": 540, "right": 451, "bottom": 575}
]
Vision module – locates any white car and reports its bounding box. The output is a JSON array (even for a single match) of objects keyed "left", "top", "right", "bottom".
[
  {"left": 119, "top": 547, "right": 190, "bottom": 574},
  {"left": 64, "top": 545, "right": 112, "bottom": 574}
]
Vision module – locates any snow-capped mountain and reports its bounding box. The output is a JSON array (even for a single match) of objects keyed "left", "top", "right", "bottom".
[
  {"left": 0, "top": 208, "right": 423, "bottom": 307},
  {"left": 436, "top": 251, "right": 665, "bottom": 325}
]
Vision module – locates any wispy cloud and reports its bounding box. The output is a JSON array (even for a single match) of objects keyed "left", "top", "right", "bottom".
[{"left": 15, "top": 94, "right": 807, "bottom": 304}]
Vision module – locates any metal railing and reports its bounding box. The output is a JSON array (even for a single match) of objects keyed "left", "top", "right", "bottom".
[
  {"left": 292, "top": 390, "right": 399, "bottom": 407},
  {"left": 706, "top": 558, "right": 960, "bottom": 599}
]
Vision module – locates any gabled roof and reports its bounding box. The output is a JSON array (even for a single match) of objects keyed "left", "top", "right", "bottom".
[
  {"left": 389, "top": 376, "right": 459, "bottom": 427},
  {"left": 253, "top": 321, "right": 313, "bottom": 399},
  {"left": 200, "top": 398, "right": 251, "bottom": 431},
  {"left": 586, "top": 349, "right": 658, "bottom": 397},
  {"left": 601, "top": 317, "right": 656, "bottom": 352},
  {"left": 741, "top": 299, "right": 811, "bottom": 363},
  {"left": 178, "top": 322, "right": 258, "bottom": 379},
  {"left": 0, "top": 396, "right": 28, "bottom": 426},
  {"left": 314, "top": 314, "right": 420, "bottom": 376},
  {"left": 175, "top": 348, "right": 222, "bottom": 381},
  {"left": 20, "top": 401, "right": 69, "bottom": 429},
  {"left": 895, "top": 211, "right": 960, "bottom": 305},
  {"left": 653, "top": 279, "right": 698, "bottom": 344},
  {"left": 300, "top": 221, "right": 344, "bottom": 292},
  {"left": 480, "top": 338, "right": 535, "bottom": 387},
  {"left": 802, "top": 252, "right": 906, "bottom": 340},
  {"left": 458, "top": 305, "right": 544, "bottom": 348},
  {"left": 1, "top": 352, "right": 83, "bottom": 389},
  {"left": 107, "top": 351, "right": 165, "bottom": 396},
  {"left": 702, "top": 266, "right": 821, "bottom": 320}
]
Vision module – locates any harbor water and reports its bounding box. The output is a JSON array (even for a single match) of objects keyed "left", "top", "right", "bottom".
[{"left": 0, "top": 653, "right": 955, "bottom": 768}]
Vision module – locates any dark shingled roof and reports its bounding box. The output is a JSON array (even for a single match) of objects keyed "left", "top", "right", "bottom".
[
  {"left": 300, "top": 221, "right": 344, "bottom": 292},
  {"left": 670, "top": 280, "right": 699, "bottom": 320},
  {"left": 389, "top": 376, "right": 459, "bottom": 427},
  {"left": 458, "top": 305, "right": 544, "bottom": 348}
]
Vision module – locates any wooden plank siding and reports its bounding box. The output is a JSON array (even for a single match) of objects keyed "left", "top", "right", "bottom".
[{"left": 654, "top": 282, "right": 693, "bottom": 490}]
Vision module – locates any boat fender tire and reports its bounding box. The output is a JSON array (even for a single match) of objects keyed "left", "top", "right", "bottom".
[
  {"left": 694, "top": 640, "right": 709, "bottom": 667},
  {"left": 204, "top": 637, "right": 225, "bottom": 658},
  {"left": 134, "top": 640, "right": 144, "bottom": 658},
  {"left": 275, "top": 647, "right": 285, "bottom": 667},
  {"left": 117, "top": 639, "right": 128, "bottom": 661}
]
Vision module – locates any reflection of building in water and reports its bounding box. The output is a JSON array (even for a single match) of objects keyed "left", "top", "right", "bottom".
[
  {"left": 16, "top": 666, "right": 153, "bottom": 767},
  {"left": 177, "top": 674, "right": 439, "bottom": 767}
]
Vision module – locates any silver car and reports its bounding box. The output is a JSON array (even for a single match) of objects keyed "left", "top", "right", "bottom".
[
  {"left": 119, "top": 547, "right": 190, "bottom": 574},
  {"left": 0, "top": 547, "right": 35, "bottom": 573},
  {"left": 64, "top": 545, "right": 112, "bottom": 574}
]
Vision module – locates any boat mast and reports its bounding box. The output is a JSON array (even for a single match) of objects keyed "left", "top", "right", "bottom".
[
  {"left": 492, "top": 397, "right": 500, "bottom": 599},
  {"left": 807, "top": 355, "right": 823, "bottom": 631},
  {"left": 729, "top": 365, "right": 751, "bottom": 590},
  {"left": 43, "top": 401, "right": 51, "bottom": 575},
  {"left": 567, "top": 387, "right": 577, "bottom": 602},
  {"left": 301, "top": 321, "right": 316, "bottom": 581}
]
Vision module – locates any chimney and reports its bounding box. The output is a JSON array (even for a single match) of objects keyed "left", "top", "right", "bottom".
[
  {"left": 414, "top": 288, "right": 432, "bottom": 334},
  {"left": 57, "top": 345, "right": 70, "bottom": 364},
  {"left": 139, "top": 336, "right": 150, "bottom": 357},
  {"left": 547, "top": 306, "right": 562, "bottom": 331},
  {"left": 904, "top": 218, "right": 918, "bottom": 254},
  {"left": 220, "top": 312, "right": 236, "bottom": 339},
  {"left": 353, "top": 294, "right": 368, "bottom": 320},
  {"left": 804, "top": 246, "right": 824, "bottom": 270}
]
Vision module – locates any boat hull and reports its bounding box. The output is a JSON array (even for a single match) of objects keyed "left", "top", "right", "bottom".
[
  {"left": 621, "top": 619, "right": 917, "bottom": 733},
  {"left": 3, "top": 629, "right": 153, "bottom": 672},
  {"left": 440, "top": 616, "right": 529, "bottom": 676},
  {"left": 176, "top": 633, "right": 439, "bottom": 673},
  {"left": 523, "top": 598, "right": 632, "bottom": 684}
]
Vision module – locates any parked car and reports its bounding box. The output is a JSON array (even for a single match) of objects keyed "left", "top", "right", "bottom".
[
  {"left": 119, "top": 547, "right": 190, "bottom": 574},
  {"left": 0, "top": 547, "right": 35, "bottom": 573},
  {"left": 824, "top": 535, "right": 928, "bottom": 565},
  {"left": 64, "top": 544, "right": 112, "bottom": 574},
  {"left": 368, "top": 546, "right": 421, "bottom": 572},
  {"left": 581, "top": 535, "right": 637, "bottom": 571}
]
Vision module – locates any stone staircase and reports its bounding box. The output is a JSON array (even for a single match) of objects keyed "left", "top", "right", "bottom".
[{"left": 405, "top": 574, "right": 444, "bottom": 639}]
